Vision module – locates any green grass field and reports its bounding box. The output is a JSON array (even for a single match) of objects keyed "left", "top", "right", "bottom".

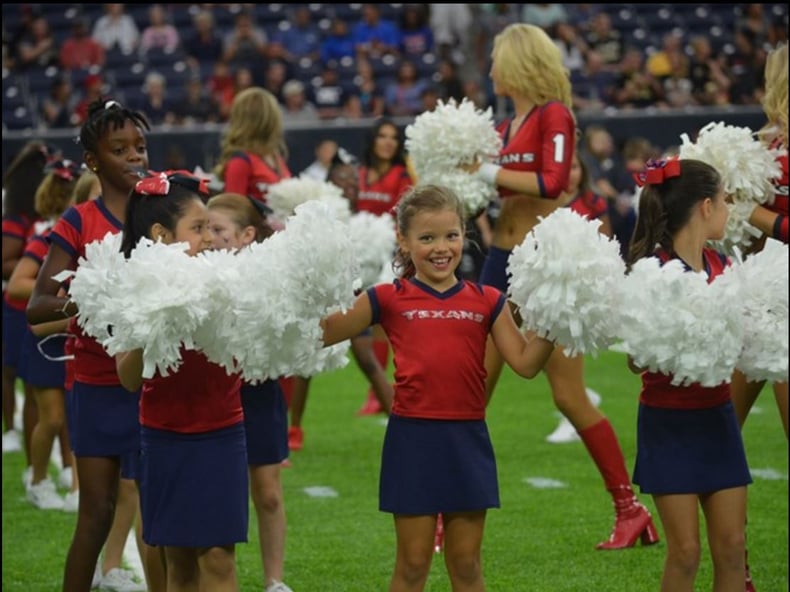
[{"left": 3, "top": 350, "right": 788, "bottom": 591}]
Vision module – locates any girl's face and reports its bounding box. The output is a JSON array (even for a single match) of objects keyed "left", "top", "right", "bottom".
[
  {"left": 398, "top": 208, "right": 464, "bottom": 292},
  {"left": 90, "top": 120, "right": 148, "bottom": 194},
  {"left": 208, "top": 208, "right": 253, "bottom": 250},
  {"left": 169, "top": 198, "right": 213, "bottom": 256},
  {"left": 566, "top": 155, "right": 582, "bottom": 193},
  {"left": 328, "top": 163, "right": 359, "bottom": 206},
  {"left": 373, "top": 124, "right": 399, "bottom": 162},
  {"left": 707, "top": 187, "right": 729, "bottom": 241}
]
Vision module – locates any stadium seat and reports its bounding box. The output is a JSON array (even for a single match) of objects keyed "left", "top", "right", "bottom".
[{"left": 3, "top": 105, "right": 37, "bottom": 131}]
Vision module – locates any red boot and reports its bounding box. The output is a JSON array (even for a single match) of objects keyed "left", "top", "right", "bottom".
[
  {"left": 745, "top": 548, "right": 756, "bottom": 592},
  {"left": 434, "top": 513, "right": 444, "bottom": 554},
  {"left": 597, "top": 485, "right": 660, "bottom": 550}
]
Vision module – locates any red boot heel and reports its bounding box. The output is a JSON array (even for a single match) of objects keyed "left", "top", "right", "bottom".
[{"left": 640, "top": 519, "right": 660, "bottom": 546}]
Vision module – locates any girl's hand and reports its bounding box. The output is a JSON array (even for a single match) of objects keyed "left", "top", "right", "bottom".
[{"left": 459, "top": 160, "right": 482, "bottom": 174}]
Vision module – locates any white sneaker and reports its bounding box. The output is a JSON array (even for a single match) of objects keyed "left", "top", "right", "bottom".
[
  {"left": 265, "top": 581, "right": 294, "bottom": 592},
  {"left": 99, "top": 568, "right": 146, "bottom": 592},
  {"left": 63, "top": 490, "right": 79, "bottom": 512},
  {"left": 26, "top": 478, "right": 65, "bottom": 510},
  {"left": 2, "top": 428, "right": 21, "bottom": 452},
  {"left": 59, "top": 467, "right": 74, "bottom": 489},
  {"left": 545, "top": 416, "right": 580, "bottom": 443},
  {"left": 21, "top": 466, "right": 33, "bottom": 488}
]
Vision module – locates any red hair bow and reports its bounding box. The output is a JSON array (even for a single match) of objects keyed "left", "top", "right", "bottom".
[
  {"left": 45, "top": 159, "right": 83, "bottom": 182},
  {"left": 135, "top": 170, "right": 210, "bottom": 197},
  {"left": 633, "top": 158, "right": 681, "bottom": 187},
  {"left": 135, "top": 172, "right": 170, "bottom": 196}
]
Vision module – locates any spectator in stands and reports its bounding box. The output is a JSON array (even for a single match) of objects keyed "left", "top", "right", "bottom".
[
  {"left": 420, "top": 84, "right": 441, "bottom": 112},
  {"left": 134, "top": 71, "right": 177, "bottom": 126},
  {"left": 726, "top": 28, "right": 764, "bottom": 105},
  {"left": 281, "top": 80, "right": 320, "bottom": 124},
  {"left": 320, "top": 17, "right": 355, "bottom": 65},
  {"left": 552, "top": 21, "right": 587, "bottom": 74},
  {"left": 73, "top": 74, "right": 107, "bottom": 125},
  {"left": 521, "top": 4, "right": 569, "bottom": 31},
  {"left": 173, "top": 75, "right": 221, "bottom": 126},
  {"left": 351, "top": 3, "right": 401, "bottom": 59},
  {"left": 429, "top": 4, "right": 473, "bottom": 67},
  {"left": 343, "top": 57, "right": 385, "bottom": 118},
  {"left": 384, "top": 60, "right": 429, "bottom": 117},
  {"left": 39, "top": 75, "right": 80, "bottom": 129},
  {"left": 738, "top": 3, "right": 773, "bottom": 49},
  {"left": 461, "top": 78, "right": 490, "bottom": 110},
  {"left": 222, "top": 9, "right": 269, "bottom": 71},
  {"left": 138, "top": 4, "right": 181, "bottom": 59},
  {"left": 688, "top": 35, "right": 731, "bottom": 107},
  {"left": 610, "top": 46, "right": 666, "bottom": 110},
  {"left": 578, "top": 124, "right": 620, "bottom": 204},
  {"left": 59, "top": 18, "right": 105, "bottom": 71},
  {"left": 435, "top": 58, "right": 465, "bottom": 103},
  {"left": 301, "top": 139, "right": 339, "bottom": 181},
  {"left": 311, "top": 64, "right": 347, "bottom": 120},
  {"left": 473, "top": 4, "right": 521, "bottom": 100},
  {"left": 646, "top": 32, "right": 689, "bottom": 82},
  {"left": 15, "top": 14, "right": 58, "bottom": 71},
  {"left": 182, "top": 9, "right": 224, "bottom": 70},
  {"left": 5, "top": 5, "right": 38, "bottom": 71},
  {"left": 261, "top": 60, "right": 289, "bottom": 105},
  {"left": 571, "top": 50, "right": 617, "bottom": 111},
  {"left": 217, "top": 66, "right": 256, "bottom": 121},
  {"left": 270, "top": 6, "right": 322, "bottom": 68},
  {"left": 399, "top": 5, "right": 434, "bottom": 57},
  {"left": 91, "top": 4, "right": 140, "bottom": 55},
  {"left": 584, "top": 12, "right": 623, "bottom": 71}
]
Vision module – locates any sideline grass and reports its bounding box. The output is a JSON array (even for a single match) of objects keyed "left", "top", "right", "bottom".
[{"left": 2, "top": 350, "right": 788, "bottom": 590}]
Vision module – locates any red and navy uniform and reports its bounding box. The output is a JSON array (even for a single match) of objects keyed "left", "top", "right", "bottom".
[
  {"left": 640, "top": 247, "right": 731, "bottom": 409},
  {"left": 140, "top": 349, "right": 242, "bottom": 433},
  {"left": 3, "top": 213, "right": 37, "bottom": 312},
  {"left": 568, "top": 189, "right": 608, "bottom": 221},
  {"left": 223, "top": 150, "right": 291, "bottom": 204},
  {"left": 765, "top": 138, "right": 788, "bottom": 243},
  {"left": 49, "top": 198, "right": 124, "bottom": 385},
  {"left": 494, "top": 101, "right": 576, "bottom": 200},
  {"left": 367, "top": 278, "right": 506, "bottom": 420},
  {"left": 357, "top": 164, "right": 412, "bottom": 216}
]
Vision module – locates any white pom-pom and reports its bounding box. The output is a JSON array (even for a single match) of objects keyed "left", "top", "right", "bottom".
[
  {"left": 217, "top": 200, "right": 358, "bottom": 383},
  {"left": 348, "top": 211, "right": 396, "bottom": 289},
  {"left": 714, "top": 239, "right": 789, "bottom": 383},
  {"left": 617, "top": 256, "right": 743, "bottom": 387},
  {"left": 405, "top": 98, "right": 502, "bottom": 217},
  {"left": 58, "top": 232, "right": 125, "bottom": 344},
  {"left": 508, "top": 208, "right": 625, "bottom": 356},
  {"left": 679, "top": 121, "right": 783, "bottom": 253},
  {"left": 266, "top": 176, "right": 351, "bottom": 225}
]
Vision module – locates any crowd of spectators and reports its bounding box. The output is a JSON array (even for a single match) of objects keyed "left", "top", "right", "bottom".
[{"left": 2, "top": 3, "right": 788, "bottom": 132}]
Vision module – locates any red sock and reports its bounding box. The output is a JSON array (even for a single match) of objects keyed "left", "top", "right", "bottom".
[{"left": 578, "top": 418, "right": 631, "bottom": 491}]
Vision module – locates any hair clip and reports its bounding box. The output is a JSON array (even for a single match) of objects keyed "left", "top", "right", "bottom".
[
  {"left": 247, "top": 196, "right": 273, "bottom": 216},
  {"left": 104, "top": 100, "right": 121, "bottom": 110},
  {"left": 633, "top": 158, "right": 681, "bottom": 187},
  {"left": 45, "top": 159, "right": 83, "bottom": 181}
]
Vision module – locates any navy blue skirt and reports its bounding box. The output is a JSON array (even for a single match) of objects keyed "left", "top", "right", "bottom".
[
  {"left": 241, "top": 379, "right": 289, "bottom": 466},
  {"left": 17, "top": 329, "right": 66, "bottom": 388},
  {"left": 633, "top": 400, "right": 752, "bottom": 495},
  {"left": 380, "top": 414, "right": 500, "bottom": 514},
  {"left": 70, "top": 381, "right": 141, "bottom": 460},
  {"left": 140, "top": 422, "right": 249, "bottom": 547},
  {"left": 2, "top": 301, "right": 27, "bottom": 369},
  {"left": 478, "top": 246, "right": 512, "bottom": 292}
]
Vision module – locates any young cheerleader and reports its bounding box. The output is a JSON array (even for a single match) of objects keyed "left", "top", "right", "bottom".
[
  {"left": 116, "top": 172, "right": 247, "bottom": 592},
  {"left": 206, "top": 192, "right": 293, "bottom": 592},
  {"left": 627, "top": 158, "right": 751, "bottom": 592},
  {"left": 26, "top": 98, "right": 159, "bottom": 592},
  {"left": 321, "top": 184, "right": 555, "bottom": 591}
]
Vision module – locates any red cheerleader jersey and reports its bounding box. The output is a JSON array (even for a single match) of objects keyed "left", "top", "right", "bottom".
[
  {"left": 141, "top": 348, "right": 243, "bottom": 433},
  {"left": 357, "top": 164, "right": 412, "bottom": 216},
  {"left": 49, "top": 199, "right": 124, "bottom": 385},
  {"left": 568, "top": 189, "right": 608, "bottom": 221},
  {"left": 766, "top": 139, "right": 788, "bottom": 243},
  {"left": 640, "top": 248, "right": 732, "bottom": 409},
  {"left": 494, "top": 101, "right": 575, "bottom": 200},
  {"left": 3, "top": 213, "right": 38, "bottom": 310},
  {"left": 223, "top": 151, "right": 291, "bottom": 203},
  {"left": 368, "top": 278, "right": 506, "bottom": 420}
]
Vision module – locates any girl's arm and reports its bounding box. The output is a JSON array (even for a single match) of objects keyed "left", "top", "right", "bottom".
[
  {"left": 116, "top": 349, "right": 144, "bottom": 393},
  {"left": 6, "top": 256, "right": 39, "bottom": 301},
  {"left": 30, "top": 319, "right": 70, "bottom": 337},
  {"left": 26, "top": 244, "right": 77, "bottom": 324},
  {"left": 489, "top": 305, "right": 555, "bottom": 379},
  {"left": 2, "top": 235, "right": 24, "bottom": 280},
  {"left": 626, "top": 355, "right": 645, "bottom": 375},
  {"left": 321, "top": 292, "right": 374, "bottom": 347}
]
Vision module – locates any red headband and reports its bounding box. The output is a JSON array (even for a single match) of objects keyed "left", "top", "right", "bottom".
[
  {"left": 135, "top": 170, "right": 210, "bottom": 196},
  {"left": 633, "top": 158, "right": 681, "bottom": 188}
]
